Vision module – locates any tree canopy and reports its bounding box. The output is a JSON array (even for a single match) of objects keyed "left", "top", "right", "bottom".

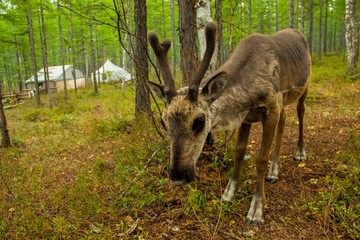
[{"left": 0, "top": 0, "right": 357, "bottom": 92}]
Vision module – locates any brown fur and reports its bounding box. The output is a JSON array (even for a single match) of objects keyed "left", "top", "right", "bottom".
[{"left": 148, "top": 24, "right": 311, "bottom": 225}]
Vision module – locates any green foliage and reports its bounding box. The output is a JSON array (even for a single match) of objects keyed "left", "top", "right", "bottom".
[{"left": 184, "top": 187, "right": 207, "bottom": 215}]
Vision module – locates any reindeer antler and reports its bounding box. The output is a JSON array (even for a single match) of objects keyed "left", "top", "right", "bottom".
[
  {"left": 148, "top": 32, "right": 177, "bottom": 104},
  {"left": 188, "top": 22, "right": 217, "bottom": 102}
]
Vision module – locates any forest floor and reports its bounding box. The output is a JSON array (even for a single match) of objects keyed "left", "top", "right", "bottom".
[{"left": 0, "top": 56, "right": 359, "bottom": 239}]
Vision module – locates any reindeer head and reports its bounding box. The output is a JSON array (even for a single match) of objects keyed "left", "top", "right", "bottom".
[{"left": 148, "top": 23, "right": 226, "bottom": 185}]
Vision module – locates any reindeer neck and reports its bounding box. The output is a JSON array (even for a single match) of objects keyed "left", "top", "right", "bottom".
[{"left": 209, "top": 86, "right": 250, "bottom": 132}]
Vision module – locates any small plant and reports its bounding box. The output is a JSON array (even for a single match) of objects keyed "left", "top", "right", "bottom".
[{"left": 184, "top": 187, "right": 207, "bottom": 216}]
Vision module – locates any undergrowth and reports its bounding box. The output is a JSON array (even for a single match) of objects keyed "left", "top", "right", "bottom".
[{"left": 0, "top": 55, "right": 359, "bottom": 239}]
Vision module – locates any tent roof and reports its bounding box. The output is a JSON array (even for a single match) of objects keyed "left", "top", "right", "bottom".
[
  {"left": 26, "top": 65, "right": 74, "bottom": 83},
  {"left": 95, "top": 60, "right": 132, "bottom": 81}
]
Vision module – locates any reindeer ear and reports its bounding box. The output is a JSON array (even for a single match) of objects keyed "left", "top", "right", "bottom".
[
  {"left": 148, "top": 81, "right": 166, "bottom": 101},
  {"left": 201, "top": 72, "right": 227, "bottom": 103}
]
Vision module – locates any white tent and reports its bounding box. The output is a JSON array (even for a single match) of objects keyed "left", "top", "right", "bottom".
[
  {"left": 95, "top": 60, "right": 132, "bottom": 85},
  {"left": 25, "top": 65, "right": 85, "bottom": 91}
]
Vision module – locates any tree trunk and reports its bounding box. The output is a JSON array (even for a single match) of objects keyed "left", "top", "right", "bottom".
[
  {"left": 70, "top": 3, "right": 77, "bottom": 94},
  {"left": 89, "top": 9, "right": 98, "bottom": 93},
  {"left": 323, "top": 0, "right": 328, "bottom": 52},
  {"left": 80, "top": 26, "right": 88, "bottom": 87},
  {"left": 0, "top": 84, "right": 11, "bottom": 148},
  {"left": 170, "top": 0, "right": 177, "bottom": 76},
  {"left": 215, "top": 0, "right": 223, "bottom": 69},
  {"left": 307, "top": 0, "right": 313, "bottom": 53},
  {"left": 15, "top": 41, "right": 22, "bottom": 92},
  {"left": 275, "top": 0, "right": 279, "bottom": 32},
  {"left": 300, "top": 0, "right": 305, "bottom": 33},
  {"left": 26, "top": 7, "right": 41, "bottom": 106},
  {"left": 134, "top": 0, "right": 151, "bottom": 116},
  {"left": 247, "top": 0, "right": 252, "bottom": 33},
  {"left": 289, "top": 0, "right": 294, "bottom": 28},
  {"left": 229, "top": 0, "right": 234, "bottom": 53},
  {"left": 318, "top": 0, "right": 323, "bottom": 60},
  {"left": 196, "top": 0, "right": 216, "bottom": 73},
  {"left": 178, "top": 0, "right": 198, "bottom": 86},
  {"left": 39, "top": 4, "right": 52, "bottom": 109},
  {"left": 58, "top": 1, "right": 68, "bottom": 99},
  {"left": 345, "top": 0, "right": 358, "bottom": 73}
]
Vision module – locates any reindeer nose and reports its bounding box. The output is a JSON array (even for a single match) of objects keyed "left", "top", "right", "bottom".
[{"left": 169, "top": 166, "right": 195, "bottom": 185}]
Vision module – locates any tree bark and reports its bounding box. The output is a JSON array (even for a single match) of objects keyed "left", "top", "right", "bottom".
[
  {"left": 178, "top": 0, "right": 198, "bottom": 86},
  {"left": 289, "top": 0, "right": 294, "bottom": 28},
  {"left": 0, "top": 84, "right": 11, "bottom": 148},
  {"left": 15, "top": 39, "right": 23, "bottom": 92},
  {"left": 300, "top": 0, "right": 305, "bottom": 33},
  {"left": 26, "top": 7, "right": 41, "bottom": 106},
  {"left": 170, "top": 0, "right": 177, "bottom": 76},
  {"left": 323, "top": 0, "right": 328, "bottom": 52},
  {"left": 134, "top": 0, "right": 151, "bottom": 116},
  {"left": 39, "top": 4, "right": 52, "bottom": 109},
  {"left": 307, "top": 0, "right": 313, "bottom": 53},
  {"left": 229, "top": 0, "right": 234, "bottom": 53},
  {"left": 196, "top": 0, "right": 216, "bottom": 73},
  {"left": 215, "top": 0, "right": 223, "bottom": 69},
  {"left": 58, "top": 1, "right": 68, "bottom": 99},
  {"left": 275, "top": 0, "right": 279, "bottom": 32},
  {"left": 70, "top": 3, "right": 77, "bottom": 94},
  {"left": 247, "top": 0, "right": 252, "bottom": 33},
  {"left": 345, "top": 0, "right": 358, "bottom": 73},
  {"left": 318, "top": 0, "right": 323, "bottom": 60},
  {"left": 89, "top": 6, "right": 98, "bottom": 94}
]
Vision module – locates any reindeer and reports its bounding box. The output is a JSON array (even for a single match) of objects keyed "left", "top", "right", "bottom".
[{"left": 148, "top": 22, "right": 311, "bottom": 225}]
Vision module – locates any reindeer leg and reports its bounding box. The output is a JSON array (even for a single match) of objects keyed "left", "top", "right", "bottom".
[
  {"left": 294, "top": 89, "right": 307, "bottom": 161},
  {"left": 222, "top": 123, "right": 251, "bottom": 202},
  {"left": 266, "top": 109, "right": 286, "bottom": 183},
  {"left": 246, "top": 112, "right": 280, "bottom": 225}
]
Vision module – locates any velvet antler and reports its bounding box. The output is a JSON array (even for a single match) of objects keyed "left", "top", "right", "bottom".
[
  {"left": 187, "top": 22, "right": 217, "bottom": 102},
  {"left": 148, "top": 32, "right": 177, "bottom": 104}
]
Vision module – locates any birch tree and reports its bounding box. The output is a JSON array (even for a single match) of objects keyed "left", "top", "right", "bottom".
[
  {"left": 196, "top": 0, "right": 216, "bottom": 73},
  {"left": 345, "top": 0, "right": 358, "bottom": 73}
]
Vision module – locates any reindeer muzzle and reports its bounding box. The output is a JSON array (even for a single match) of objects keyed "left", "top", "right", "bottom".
[{"left": 169, "top": 165, "right": 195, "bottom": 185}]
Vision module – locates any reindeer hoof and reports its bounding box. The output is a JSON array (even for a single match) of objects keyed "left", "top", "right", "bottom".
[
  {"left": 246, "top": 218, "right": 263, "bottom": 226},
  {"left": 293, "top": 155, "right": 306, "bottom": 161},
  {"left": 222, "top": 179, "right": 238, "bottom": 202},
  {"left": 294, "top": 149, "right": 306, "bottom": 161},
  {"left": 265, "top": 176, "right": 278, "bottom": 183},
  {"left": 246, "top": 195, "right": 265, "bottom": 226}
]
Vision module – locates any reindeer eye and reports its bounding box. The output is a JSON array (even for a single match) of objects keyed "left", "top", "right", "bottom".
[{"left": 192, "top": 114, "right": 206, "bottom": 135}]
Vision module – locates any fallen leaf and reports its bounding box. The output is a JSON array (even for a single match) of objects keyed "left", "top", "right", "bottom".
[
  {"left": 298, "top": 162, "right": 306, "bottom": 168},
  {"left": 124, "top": 215, "right": 133, "bottom": 222}
]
